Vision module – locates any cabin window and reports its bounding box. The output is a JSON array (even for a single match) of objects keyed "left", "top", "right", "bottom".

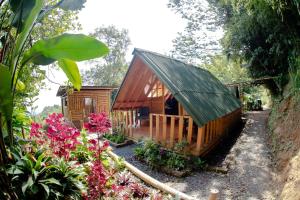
[{"left": 84, "top": 97, "right": 96, "bottom": 114}]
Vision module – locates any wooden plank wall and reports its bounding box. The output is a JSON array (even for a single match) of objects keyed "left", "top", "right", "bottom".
[{"left": 67, "top": 89, "right": 111, "bottom": 122}]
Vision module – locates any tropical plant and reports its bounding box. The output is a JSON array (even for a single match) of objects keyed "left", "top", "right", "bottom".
[
  {"left": 84, "top": 112, "right": 112, "bottom": 145},
  {"left": 0, "top": 0, "right": 108, "bottom": 172},
  {"left": 103, "top": 132, "right": 126, "bottom": 144},
  {"left": 47, "top": 159, "right": 86, "bottom": 200},
  {"left": 6, "top": 148, "right": 62, "bottom": 199},
  {"left": 134, "top": 141, "right": 205, "bottom": 172},
  {"left": 30, "top": 113, "right": 81, "bottom": 160},
  {"left": 166, "top": 152, "right": 187, "bottom": 171}
]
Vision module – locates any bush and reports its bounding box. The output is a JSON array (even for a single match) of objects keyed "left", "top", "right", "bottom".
[
  {"left": 133, "top": 140, "right": 205, "bottom": 171},
  {"left": 103, "top": 133, "right": 126, "bottom": 144}
]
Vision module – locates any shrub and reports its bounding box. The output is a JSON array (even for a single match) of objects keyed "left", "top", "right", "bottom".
[
  {"left": 103, "top": 133, "right": 126, "bottom": 144},
  {"left": 134, "top": 140, "right": 206, "bottom": 172},
  {"left": 29, "top": 113, "right": 81, "bottom": 160}
]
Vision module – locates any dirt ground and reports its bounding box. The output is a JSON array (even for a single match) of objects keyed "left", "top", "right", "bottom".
[
  {"left": 269, "top": 94, "right": 300, "bottom": 200},
  {"left": 114, "top": 110, "right": 276, "bottom": 200}
]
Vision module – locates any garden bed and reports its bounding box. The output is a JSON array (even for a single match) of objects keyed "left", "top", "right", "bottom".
[
  {"left": 133, "top": 140, "right": 204, "bottom": 177},
  {"left": 107, "top": 139, "right": 133, "bottom": 148},
  {"left": 103, "top": 133, "right": 134, "bottom": 148}
]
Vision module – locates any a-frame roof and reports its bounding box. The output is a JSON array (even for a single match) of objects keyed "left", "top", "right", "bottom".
[{"left": 113, "top": 48, "right": 241, "bottom": 127}]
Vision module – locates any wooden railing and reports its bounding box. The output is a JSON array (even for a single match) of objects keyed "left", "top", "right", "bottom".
[
  {"left": 149, "top": 108, "right": 241, "bottom": 156},
  {"left": 112, "top": 108, "right": 241, "bottom": 156},
  {"left": 111, "top": 110, "right": 135, "bottom": 137}
]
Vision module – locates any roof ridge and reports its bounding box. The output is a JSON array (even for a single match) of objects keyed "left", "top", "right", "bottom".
[{"left": 133, "top": 48, "right": 208, "bottom": 72}]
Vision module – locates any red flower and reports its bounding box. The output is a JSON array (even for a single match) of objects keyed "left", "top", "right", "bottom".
[
  {"left": 84, "top": 112, "right": 111, "bottom": 134},
  {"left": 86, "top": 160, "right": 108, "bottom": 199},
  {"left": 30, "top": 113, "right": 81, "bottom": 160}
]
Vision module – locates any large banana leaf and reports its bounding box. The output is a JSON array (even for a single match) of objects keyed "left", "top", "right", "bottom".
[{"left": 23, "top": 34, "right": 109, "bottom": 65}]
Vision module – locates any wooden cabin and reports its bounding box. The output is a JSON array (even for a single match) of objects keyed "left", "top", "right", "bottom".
[
  {"left": 56, "top": 86, "right": 116, "bottom": 129},
  {"left": 112, "top": 48, "right": 242, "bottom": 156}
]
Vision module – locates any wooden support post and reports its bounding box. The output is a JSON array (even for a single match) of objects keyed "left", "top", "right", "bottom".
[
  {"left": 125, "top": 111, "right": 128, "bottom": 136},
  {"left": 187, "top": 117, "right": 193, "bottom": 144},
  {"left": 129, "top": 110, "right": 132, "bottom": 137},
  {"left": 196, "top": 126, "right": 205, "bottom": 153},
  {"left": 162, "top": 85, "right": 165, "bottom": 114},
  {"left": 155, "top": 115, "right": 160, "bottom": 141},
  {"left": 170, "top": 116, "right": 175, "bottom": 148},
  {"left": 210, "top": 121, "right": 213, "bottom": 142},
  {"left": 149, "top": 114, "right": 153, "bottom": 139},
  {"left": 162, "top": 115, "right": 167, "bottom": 146},
  {"left": 178, "top": 116, "right": 184, "bottom": 142}
]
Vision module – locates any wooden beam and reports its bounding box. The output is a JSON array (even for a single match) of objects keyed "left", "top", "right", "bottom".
[
  {"left": 132, "top": 75, "right": 159, "bottom": 108},
  {"left": 155, "top": 115, "right": 160, "bottom": 142},
  {"left": 170, "top": 116, "right": 175, "bottom": 148},
  {"left": 162, "top": 84, "right": 165, "bottom": 114},
  {"left": 187, "top": 117, "right": 193, "bottom": 144},
  {"left": 162, "top": 115, "right": 167, "bottom": 146},
  {"left": 149, "top": 114, "right": 153, "bottom": 139},
  {"left": 125, "top": 111, "right": 128, "bottom": 136},
  {"left": 178, "top": 116, "right": 184, "bottom": 142},
  {"left": 125, "top": 67, "right": 151, "bottom": 106},
  {"left": 129, "top": 110, "right": 133, "bottom": 137},
  {"left": 196, "top": 126, "right": 205, "bottom": 153}
]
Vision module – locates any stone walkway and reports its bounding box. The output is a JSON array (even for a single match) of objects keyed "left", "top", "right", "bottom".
[{"left": 113, "top": 111, "right": 275, "bottom": 200}]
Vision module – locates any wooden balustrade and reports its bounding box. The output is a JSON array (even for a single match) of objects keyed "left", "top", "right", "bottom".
[
  {"left": 149, "top": 108, "right": 241, "bottom": 156},
  {"left": 112, "top": 108, "right": 241, "bottom": 156}
]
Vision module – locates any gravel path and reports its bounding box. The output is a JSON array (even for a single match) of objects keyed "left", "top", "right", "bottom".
[{"left": 113, "top": 111, "right": 275, "bottom": 200}]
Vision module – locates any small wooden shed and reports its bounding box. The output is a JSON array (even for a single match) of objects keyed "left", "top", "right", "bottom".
[
  {"left": 112, "top": 48, "right": 242, "bottom": 156},
  {"left": 56, "top": 86, "right": 116, "bottom": 129}
]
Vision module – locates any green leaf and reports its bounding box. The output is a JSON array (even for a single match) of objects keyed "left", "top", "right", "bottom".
[
  {"left": 0, "top": 64, "right": 13, "bottom": 138},
  {"left": 11, "top": 0, "right": 44, "bottom": 70},
  {"left": 58, "top": 59, "right": 81, "bottom": 90},
  {"left": 6, "top": 167, "right": 23, "bottom": 175},
  {"left": 40, "top": 183, "right": 49, "bottom": 198},
  {"left": 22, "top": 176, "right": 33, "bottom": 194},
  {"left": 23, "top": 33, "right": 109, "bottom": 65},
  {"left": 34, "top": 153, "right": 45, "bottom": 170},
  {"left": 9, "top": 0, "right": 36, "bottom": 31},
  {"left": 16, "top": 80, "right": 25, "bottom": 91},
  {"left": 39, "top": 178, "right": 61, "bottom": 186}
]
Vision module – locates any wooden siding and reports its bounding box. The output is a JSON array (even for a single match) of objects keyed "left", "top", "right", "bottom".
[{"left": 65, "top": 89, "right": 111, "bottom": 128}]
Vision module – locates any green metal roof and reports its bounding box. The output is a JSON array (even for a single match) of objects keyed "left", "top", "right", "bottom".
[{"left": 133, "top": 48, "right": 241, "bottom": 127}]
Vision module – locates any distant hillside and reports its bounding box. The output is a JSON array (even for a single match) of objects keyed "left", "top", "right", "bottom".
[{"left": 35, "top": 105, "right": 61, "bottom": 122}]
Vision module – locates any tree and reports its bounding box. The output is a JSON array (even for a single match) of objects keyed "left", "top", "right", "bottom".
[
  {"left": 34, "top": 104, "right": 61, "bottom": 122},
  {"left": 203, "top": 55, "right": 250, "bottom": 84},
  {"left": 15, "top": 1, "right": 82, "bottom": 110},
  {"left": 168, "top": 0, "right": 226, "bottom": 63},
  {"left": 219, "top": 0, "right": 300, "bottom": 96},
  {"left": 0, "top": 1, "right": 108, "bottom": 198},
  {"left": 82, "top": 25, "right": 131, "bottom": 86},
  {"left": 168, "top": 0, "right": 300, "bottom": 96}
]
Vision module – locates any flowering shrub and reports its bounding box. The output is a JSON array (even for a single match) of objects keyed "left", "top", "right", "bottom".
[
  {"left": 84, "top": 112, "right": 111, "bottom": 134},
  {"left": 86, "top": 160, "right": 108, "bottom": 199},
  {"left": 29, "top": 113, "right": 163, "bottom": 199},
  {"left": 30, "top": 113, "right": 81, "bottom": 160},
  {"left": 29, "top": 122, "right": 44, "bottom": 145}
]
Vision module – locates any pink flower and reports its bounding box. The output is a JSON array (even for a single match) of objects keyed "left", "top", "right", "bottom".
[
  {"left": 30, "top": 113, "right": 82, "bottom": 160},
  {"left": 84, "top": 112, "right": 111, "bottom": 134}
]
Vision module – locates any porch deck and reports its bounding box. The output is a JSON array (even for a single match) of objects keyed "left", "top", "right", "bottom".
[{"left": 112, "top": 108, "right": 242, "bottom": 156}]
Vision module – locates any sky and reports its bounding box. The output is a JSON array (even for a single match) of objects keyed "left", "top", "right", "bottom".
[{"left": 34, "top": 0, "right": 186, "bottom": 113}]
